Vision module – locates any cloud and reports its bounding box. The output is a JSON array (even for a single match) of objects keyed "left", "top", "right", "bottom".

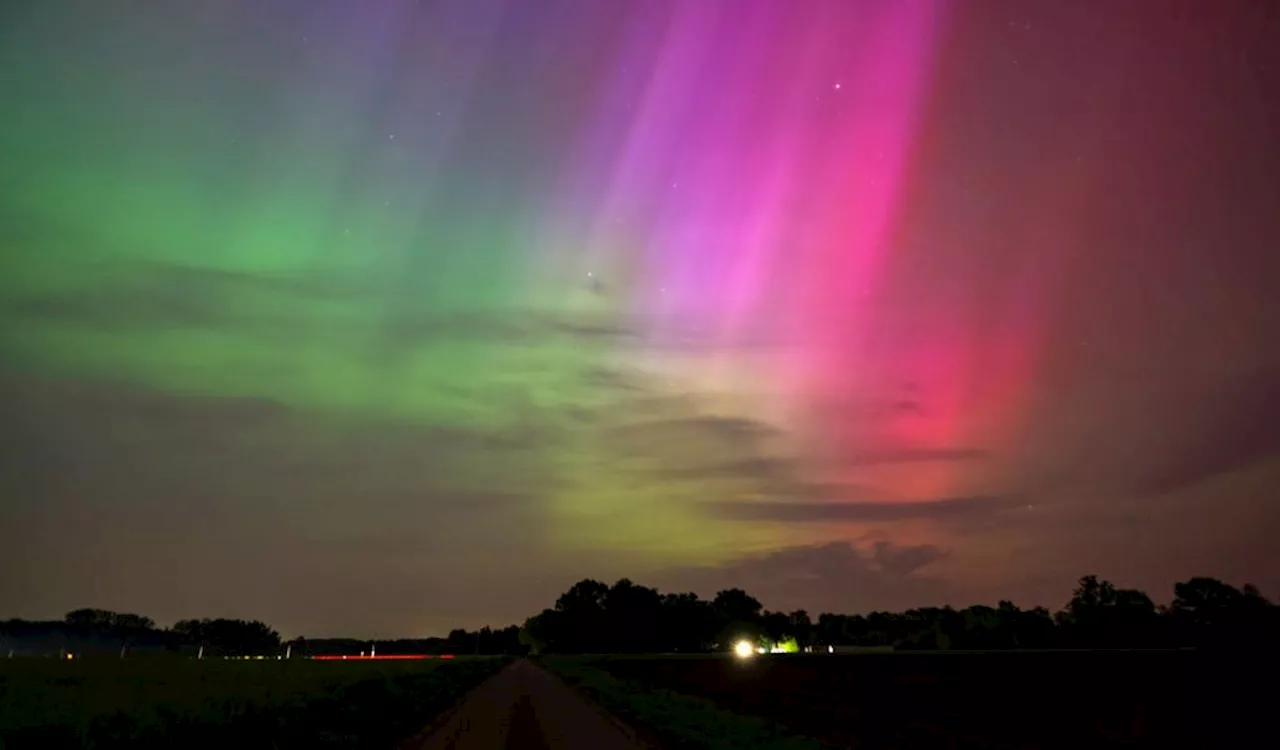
[
  {"left": 842, "top": 447, "right": 991, "bottom": 465},
  {"left": 869, "top": 541, "right": 948, "bottom": 577},
  {"left": 580, "top": 366, "right": 652, "bottom": 393},
  {"left": 656, "top": 456, "right": 796, "bottom": 482},
  {"left": 379, "top": 310, "right": 540, "bottom": 344},
  {"left": 0, "top": 369, "right": 554, "bottom": 526},
  {"left": 656, "top": 541, "right": 951, "bottom": 614},
  {"left": 538, "top": 316, "right": 639, "bottom": 342},
  {"left": 1, "top": 253, "right": 376, "bottom": 334},
  {"left": 0, "top": 371, "right": 289, "bottom": 477},
  {"left": 1026, "top": 369, "right": 1280, "bottom": 498},
  {"left": 1142, "top": 370, "right": 1280, "bottom": 493},
  {"left": 2, "top": 250, "right": 652, "bottom": 354},
  {"left": 0, "top": 368, "right": 560, "bottom": 634},
  {"left": 654, "top": 446, "right": 988, "bottom": 482},
  {"left": 9, "top": 291, "right": 214, "bottom": 330},
  {"left": 601, "top": 415, "right": 783, "bottom": 465},
  {"left": 703, "top": 495, "right": 1014, "bottom": 523}
]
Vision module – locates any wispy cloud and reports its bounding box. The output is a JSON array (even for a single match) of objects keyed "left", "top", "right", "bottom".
[
  {"left": 1142, "top": 370, "right": 1280, "bottom": 493},
  {"left": 656, "top": 540, "right": 952, "bottom": 614},
  {"left": 704, "top": 495, "right": 1015, "bottom": 523}
]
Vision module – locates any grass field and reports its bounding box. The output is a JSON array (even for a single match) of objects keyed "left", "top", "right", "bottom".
[
  {"left": 0, "top": 656, "right": 508, "bottom": 749},
  {"left": 546, "top": 650, "right": 1262, "bottom": 749},
  {"left": 545, "top": 656, "right": 826, "bottom": 750}
]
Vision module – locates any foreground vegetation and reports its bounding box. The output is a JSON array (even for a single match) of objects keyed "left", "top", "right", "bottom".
[
  {"left": 0, "top": 656, "right": 507, "bottom": 749},
  {"left": 553, "top": 650, "right": 1265, "bottom": 749},
  {"left": 543, "top": 656, "right": 826, "bottom": 750}
]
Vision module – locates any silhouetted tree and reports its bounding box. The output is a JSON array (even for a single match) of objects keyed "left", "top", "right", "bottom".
[
  {"left": 788, "top": 610, "right": 813, "bottom": 649},
  {"left": 710, "top": 588, "right": 765, "bottom": 649},
  {"left": 63, "top": 609, "right": 160, "bottom": 656},
  {"left": 659, "top": 592, "right": 716, "bottom": 652},
  {"left": 520, "top": 609, "right": 563, "bottom": 655},
  {"left": 712, "top": 589, "right": 763, "bottom": 623},
  {"left": 1056, "top": 575, "right": 1161, "bottom": 647},
  {"left": 519, "top": 573, "right": 1272, "bottom": 655},
  {"left": 760, "top": 611, "right": 791, "bottom": 644},
  {"left": 65, "top": 609, "right": 155, "bottom": 632},
  {"left": 30, "top": 572, "right": 1274, "bottom": 660},
  {"left": 604, "top": 579, "right": 663, "bottom": 653},
  {"left": 1170, "top": 577, "right": 1276, "bottom": 648},
  {"left": 448, "top": 624, "right": 524, "bottom": 655},
  {"left": 172, "top": 618, "right": 280, "bottom": 656},
  {"left": 553, "top": 579, "right": 610, "bottom": 653},
  {"left": 1000, "top": 601, "right": 1057, "bottom": 648}
]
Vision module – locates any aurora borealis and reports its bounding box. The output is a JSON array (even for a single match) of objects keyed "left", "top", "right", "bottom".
[{"left": 3, "top": 0, "right": 1279, "bottom": 637}]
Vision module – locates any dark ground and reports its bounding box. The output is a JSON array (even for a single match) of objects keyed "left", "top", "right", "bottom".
[
  {"left": 406, "top": 659, "right": 653, "bottom": 749},
  {"left": 575, "top": 650, "right": 1270, "bottom": 749},
  {"left": 0, "top": 657, "right": 506, "bottom": 749}
]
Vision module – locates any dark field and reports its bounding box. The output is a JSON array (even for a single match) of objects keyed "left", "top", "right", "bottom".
[
  {"left": 0, "top": 656, "right": 508, "bottom": 750},
  {"left": 549, "top": 651, "right": 1267, "bottom": 749}
]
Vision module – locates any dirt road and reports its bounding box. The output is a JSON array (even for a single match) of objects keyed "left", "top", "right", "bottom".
[{"left": 406, "top": 659, "right": 655, "bottom": 749}]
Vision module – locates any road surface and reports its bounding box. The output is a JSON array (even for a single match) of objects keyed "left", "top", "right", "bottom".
[{"left": 405, "top": 659, "right": 656, "bottom": 749}]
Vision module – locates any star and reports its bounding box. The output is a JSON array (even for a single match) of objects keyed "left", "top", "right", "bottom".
[{"left": 834, "top": 82, "right": 841, "bottom": 90}]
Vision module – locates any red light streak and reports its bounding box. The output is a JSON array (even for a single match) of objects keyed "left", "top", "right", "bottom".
[{"left": 309, "top": 654, "right": 440, "bottom": 661}]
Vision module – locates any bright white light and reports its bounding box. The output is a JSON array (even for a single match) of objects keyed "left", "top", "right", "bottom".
[
  {"left": 828, "top": 645, "right": 834, "bottom": 654},
  {"left": 733, "top": 640, "right": 755, "bottom": 659}
]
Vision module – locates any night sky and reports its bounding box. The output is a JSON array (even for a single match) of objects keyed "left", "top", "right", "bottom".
[{"left": 3, "top": 0, "right": 1278, "bottom": 638}]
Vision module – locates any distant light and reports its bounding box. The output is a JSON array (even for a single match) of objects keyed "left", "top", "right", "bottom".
[
  {"left": 733, "top": 640, "right": 755, "bottom": 659},
  {"left": 828, "top": 645, "right": 834, "bottom": 654}
]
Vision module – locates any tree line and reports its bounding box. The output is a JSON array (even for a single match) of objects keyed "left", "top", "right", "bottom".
[
  {"left": 516, "top": 574, "right": 1278, "bottom": 654},
  {"left": 0, "top": 610, "right": 522, "bottom": 658},
  {"left": 1, "top": 609, "right": 282, "bottom": 658},
  {"left": 293, "top": 626, "right": 525, "bottom": 657},
  {"left": 3, "top": 574, "right": 1275, "bottom": 658}
]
